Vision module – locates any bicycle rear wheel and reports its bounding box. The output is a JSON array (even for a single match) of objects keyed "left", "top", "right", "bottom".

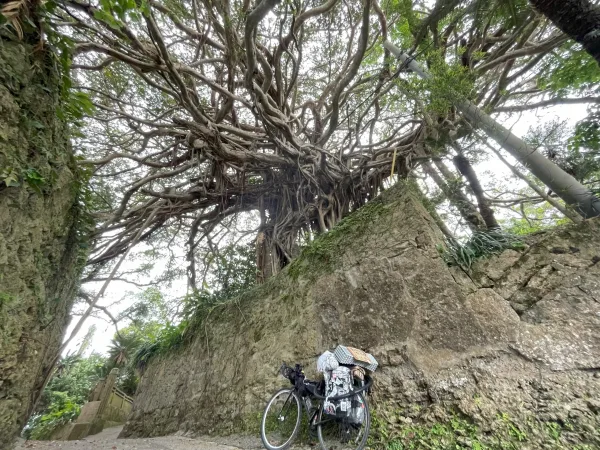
[
  {"left": 317, "top": 392, "right": 370, "bottom": 450},
  {"left": 260, "top": 388, "right": 302, "bottom": 450}
]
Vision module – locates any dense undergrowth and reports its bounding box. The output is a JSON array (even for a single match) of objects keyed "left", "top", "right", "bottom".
[{"left": 22, "top": 354, "right": 107, "bottom": 440}]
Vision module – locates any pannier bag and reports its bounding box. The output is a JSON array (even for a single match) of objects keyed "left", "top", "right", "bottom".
[
  {"left": 318, "top": 345, "right": 377, "bottom": 424},
  {"left": 323, "top": 366, "right": 353, "bottom": 418},
  {"left": 349, "top": 393, "right": 366, "bottom": 424}
]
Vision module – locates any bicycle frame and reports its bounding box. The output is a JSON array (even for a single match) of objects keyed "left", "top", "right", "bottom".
[
  {"left": 279, "top": 362, "right": 372, "bottom": 429},
  {"left": 263, "top": 362, "right": 372, "bottom": 450}
]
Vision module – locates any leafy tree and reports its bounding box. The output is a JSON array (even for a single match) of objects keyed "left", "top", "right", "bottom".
[
  {"left": 10, "top": 2, "right": 600, "bottom": 418},
  {"left": 182, "top": 242, "right": 257, "bottom": 319},
  {"left": 107, "top": 329, "right": 142, "bottom": 367},
  {"left": 131, "top": 242, "right": 257, "bottom": 370},
  {"left": 24, "top": 353, "right": 107, "bottom": 440},
  {"left": 200, "top": 243, "right": 258, "bottom": 302},
  {"left": 103, "top": 289, "right": 178, "bottom": 395},
  {"left": 501, "top": 201, "right": 571, "bottom": 235},
  {"left": 46, "top": 0, "right": 597, "bottom": 290},
  {"left": 25, "top": 392, "right": 81, "bottom": 441}
]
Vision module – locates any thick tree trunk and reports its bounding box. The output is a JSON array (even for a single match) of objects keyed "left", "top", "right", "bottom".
[
  {"left": 452, "top": 151, "right": 500, "bottom": 229},
  {"left": 384, "top": 41, "right": 600, "bottom": 219},
  {"left": 529, "top": 0, "right": 600, "bottom": 65},
  {"left": 0, "top": 37, "right": 85, "bottom": 447}
]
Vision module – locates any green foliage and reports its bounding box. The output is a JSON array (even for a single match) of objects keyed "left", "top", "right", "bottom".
[
  {"left": 22, "top": 168, "right": 46, "bottom": 194},
  {"left": 0, "top": 292, "right": 16, "bottom": 307},
  {"left": 103, "top": 289, "right": 182, "bottom": 394},
  {"left": 24, "top": 354, "right": 107, "bottom": 439},
  {"left": 60, "top": 90, "right": 95, "bottom": 128},
  {"left": 387, "top": 0, "right": 418, "bottom": 49},
  {"left": 399, "top": 50, "right": 475, "bottom": 117},
  {"left": 71, "top": 161, "right": 97, "bottom": 257},
  {"left": 185, "top": 243, "right": 257, "bottom": 313},
  {"left": 0, "top": 164, "right": 53, "bottom": 195},
  {"left": 526, "top": 118, "right": 600, "bottom": 191},
  {"left": 571, "top": 114, "right": 600, "bottom": 154},
  {"left": 93, "top": 0, "right": 150, "bottom": 30},
  {"left": 568, "top": 108, "right": 600, "bottom": 196},
  {"left": 538, "top": 44, "right": 600, "bottom": 96},
  {"left": 0, "top": 167, "right": 20, "bottom": 187},
  {"left": 107, "top": 330, "right": 143, "bottom": 367},
  {"left": 128, "top": 243, "right": 257, "bottom": 370},
  {"left": 370, "top": 411, "right": 485, "bottom": 449},
  {"left": 131, "top": 321, "right": 188, "bottom": 373},
  {"left": 498, "top": 412, "right": 527, "bottom": 443},
  {"left": 26, "top": 392, "right": 81, "bottom": 440},
  {"left": 501, "top": 202, "right": 571, "bottom": 236},
  {"left": 118, "top": 288, "right": 172, "bottom": 327},
  {"left": 427, "top": 57, "right": 475, "bottom": 114},
  {"left": 440, "top": 229, "right": 524, "bottom": 271}
]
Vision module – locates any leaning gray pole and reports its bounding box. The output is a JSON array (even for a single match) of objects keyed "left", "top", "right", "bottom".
[{"left": 383, "top": 40, "right": 600, "bottom": 219}]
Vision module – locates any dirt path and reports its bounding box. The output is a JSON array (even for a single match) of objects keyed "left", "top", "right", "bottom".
[
  {"left": 14, "top": 426, "right": 312, "bottom": 450},
  {"left": 15, "top": 426, "right": 256, "bottom": 450}
]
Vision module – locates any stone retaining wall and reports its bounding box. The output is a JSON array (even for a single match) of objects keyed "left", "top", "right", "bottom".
[{"left": 121, "top": 185, "right": 600, "bottom": 448}]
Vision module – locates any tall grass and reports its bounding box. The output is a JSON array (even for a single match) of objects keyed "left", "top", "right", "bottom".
[{"left": 440, "top": 229, "right": 523, "bottom": 271}]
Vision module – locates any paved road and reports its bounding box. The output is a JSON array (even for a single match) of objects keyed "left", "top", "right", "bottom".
[{"left": 15, "top": 426, "right": 313, "bottom": 450}]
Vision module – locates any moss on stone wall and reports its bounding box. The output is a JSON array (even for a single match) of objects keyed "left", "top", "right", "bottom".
[
  {"left": 287, "top": 197, "right": 389, "bottom": 281},
  {"left": 0, "top": 35, "right": 88, "bottom": 448}
]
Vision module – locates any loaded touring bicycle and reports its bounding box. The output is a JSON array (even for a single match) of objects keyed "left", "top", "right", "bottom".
[{"left": 260, "top": 346, "right": 378, "bottom": 450}]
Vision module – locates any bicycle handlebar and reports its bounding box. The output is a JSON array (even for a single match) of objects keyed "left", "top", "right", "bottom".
[{"left": 280, "top": 361, "right": 372, "bottom": 400}]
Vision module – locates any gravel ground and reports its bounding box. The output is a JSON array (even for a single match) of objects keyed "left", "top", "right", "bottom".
[{"left": 14, "top": 426, "right": 315, "bottom": 450}]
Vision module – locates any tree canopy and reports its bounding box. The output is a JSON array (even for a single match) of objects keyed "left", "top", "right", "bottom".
[{"left": 3, "top": 0, "right": 599, "bottom": 345}]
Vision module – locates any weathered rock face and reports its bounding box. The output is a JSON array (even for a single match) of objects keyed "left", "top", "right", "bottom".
[
  {"left": 122, "top": 185, "right": 600, "bottom": 448},
  {"left": 0, "top": 38, "right": 84, "bottom": 447}
]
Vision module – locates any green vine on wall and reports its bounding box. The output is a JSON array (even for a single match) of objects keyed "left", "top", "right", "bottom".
[{"left": 0, "top": 0, "right": 95, "bottom": 196}]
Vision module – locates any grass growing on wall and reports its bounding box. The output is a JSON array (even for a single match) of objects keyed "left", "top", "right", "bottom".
[
  {"left": 368, "top": 407, "right": 598, "bottom": 450},
  {"left": 287, "top": 197, "right": 389, "bottom": 281},
  {"left": 438, "top": 229, "right": 524, "bottom": 271}
]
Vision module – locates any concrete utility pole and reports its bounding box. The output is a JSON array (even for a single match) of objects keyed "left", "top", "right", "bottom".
[{"left": 383, "top": 40, "right": 600, "bottom": 219}]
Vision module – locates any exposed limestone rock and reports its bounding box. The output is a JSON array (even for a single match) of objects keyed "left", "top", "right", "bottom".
[
  {"left": 122, "top": 184, "right": 600, "bottom": 448},
  {"left": 0, "top": 38, "right": 84, "bottom": 448}
]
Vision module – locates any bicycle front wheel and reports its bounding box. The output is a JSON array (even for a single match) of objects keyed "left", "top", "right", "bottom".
[
  {"left": 317, "top": 392, "right": 370, "bottom": 450},
  {"left": 260, "top": 388, "right": 302, "bottom": 450}
]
